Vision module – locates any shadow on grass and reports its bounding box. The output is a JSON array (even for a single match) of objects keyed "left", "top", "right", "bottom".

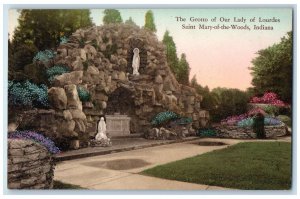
[{"left": 53, "top": 180, "right": 86, "bottom": 189}]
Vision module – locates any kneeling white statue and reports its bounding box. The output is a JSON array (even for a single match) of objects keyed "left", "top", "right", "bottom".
[
  {"left": 91, "top": 117, "right": 111, "bottom": 147},
  {"left": 96, "top": 117, "right": 108, "bottom": 140}
]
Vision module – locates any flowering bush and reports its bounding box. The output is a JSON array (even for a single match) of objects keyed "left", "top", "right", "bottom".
[
  {"left": 151, "top": 111, "right": 179, "bottom": 126},
  {"left": 46, "top": 65, "right": 70, "bottom": 82},
  {"left": 250, "top": 92, "right": 285, "bottom": 107},
  {"left": 77, "top": 86, "right": 91, "bottom": 102},
  {"left": 237, "top": 118, "right": 254, "bottom": 127},
  {"left": 33, "top": 50, "right": 56, "bottom": 63},
  {"left": 60, "top": 36, "right": 69, "bottom": 44},
  {"left": 221, "top": 113, "right": 248, "bottom": 125},
  {"left": 8, "top": 80, "right": 49, "bottom": 108},
  {"left": 221, "top": 108, "right": 266, "bottom": 125},
  {"left": 8, "top": 131, "right": 60, "bottom": 154},
  {"left": 237, "top": 117, "right": 282, "bottom": 127}
]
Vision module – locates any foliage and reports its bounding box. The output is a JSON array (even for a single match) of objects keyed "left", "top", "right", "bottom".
[
  {"left": 177, "top": 53, "right": 190, "bottom": 85},
  {"left": 46, "top": 65, "right": 70, "bottom": 82},
  {"left": 33, "top": 50, "right": 56, "bottom": 63},
  {"left": 77, "top": 86, "right": 91, "bottom": 102},
  {"left": 190, "top": 75, "right": 219, "bottom": 112},
  {"left": 221, "top": 113, "right": 248, "bottom": 125},
  {"left": 196, "top": 128, "right": 217, "bottom": 137},
  {"left": 60, "top": 36, "right": 69, "bottom": 44},
  {"left": 263, "top": 104, "right": 280, "bottom": 116},
  {"left": 12, "top": 9, "right": 93, "bottom": 50},
  {"left": 8, "top": 130, "right": 60, "bottom": 154},
  {"left": 277, "top": 115, "right": 291, "bottom": 127},
  {"left": 237, "top": 117, "right": 281, "bottom": 127},
  {"left": 11, "top": 42, "right": 38, "bottom": 71},
  {"left": 144, "top": 10, "right": 157, "bottom": 32},
  {"left": 151, "top": 111, "right": 179, "bottom": 126},
  {"left": 162, "top": 31, "right": 191, "bottom": 85},
  {"left": 125, "top": 17, "right": 137, "bottom": 26},
  {"left": 142, "top": 142, "right": 291, "bottom": 190},
  {"left": 250, "top": 31, "right": 292, "bottom": 102},
  {"left": 250, "top": 92, "right": 285, "bottom": 107},
  {"left": 163, "top": 31, "right": 179, "bottom": 77},
  {"left": 103, "top": 9, "right": 123, "bottom": 24},
  {"left": 253, "top": 114, "right": 266, "bottom": 139},
  {"left": 210, "top": 87, "right": 250, "bottom": 122},
  {"left": 237, "top": 118, "right": 254, "bottom": 127},
  {"left": 8, "top": 80, "right": 49, "bottom": 108}
]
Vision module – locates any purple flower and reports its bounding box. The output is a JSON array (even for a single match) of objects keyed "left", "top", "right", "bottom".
[{"left": 8, "top": 131, "right": 60, "bottom": 154}]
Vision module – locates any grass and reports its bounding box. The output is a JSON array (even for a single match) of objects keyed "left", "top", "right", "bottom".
[
  {"left": 53, "top": 180, "right": 85, "bottom": 189},
  {"left": 142, "top": 142, "right": 291, "bottom": 190}
]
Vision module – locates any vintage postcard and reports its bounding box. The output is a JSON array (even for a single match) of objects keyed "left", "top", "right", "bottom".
[{"left": 6, "top": 7, "right": 293, "bottom": 191}]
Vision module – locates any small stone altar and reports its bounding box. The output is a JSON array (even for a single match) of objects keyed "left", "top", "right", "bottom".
[{"left": 106, "top": 114, "right": 131, "bottom": 137}]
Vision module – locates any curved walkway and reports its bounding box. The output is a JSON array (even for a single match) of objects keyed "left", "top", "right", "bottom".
[{"left": 54, "top": 136, "right": 291, "bottom": 190}]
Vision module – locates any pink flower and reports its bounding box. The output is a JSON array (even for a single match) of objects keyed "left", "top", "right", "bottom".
[{"left": 250, "top": 92, "right": 286, "bottom": 107}]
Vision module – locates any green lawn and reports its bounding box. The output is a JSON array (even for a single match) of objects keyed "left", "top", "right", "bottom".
[{"left": 142, "top": 142, "right": 291, "bottom": 190}]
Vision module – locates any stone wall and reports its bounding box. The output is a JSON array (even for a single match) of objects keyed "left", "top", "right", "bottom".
[
  {"left": 8, "top": 139, "right": 55, "bottom": 189},
  {"left": 215, "top": 124, "right": 287, "bottom": 139}
]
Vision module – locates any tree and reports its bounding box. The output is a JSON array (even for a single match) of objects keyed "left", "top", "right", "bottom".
[
  {"left": 144, "top": 10, "right": 156, "bottom": 32},
  {"left": 125, "top": 17, "right": 137, "bottom": 26},
  {"left": 103, "top": 9, "right": 123, "bottom": 25},
  {"left": 163, "top": 31, "right": 179, "bottom": 77},
  {"left": 177, "top": 53, "right": 190, "bottom": 85},
  {"left": 210, "top": 87, "right": 250, "bottom": 122},
  {"left": 12, "top": 9, "right": 93, "bottom": 50},
  {"left": 250, "top": 31, "right": 292, "bottom": 102},
  {"left": 190, "top": 75, "right": 218, "bottom": 112}
]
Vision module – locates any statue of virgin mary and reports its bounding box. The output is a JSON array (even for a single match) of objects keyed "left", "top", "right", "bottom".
[{"left": 132, "top": 48, "right": 140, "bottom": 75}]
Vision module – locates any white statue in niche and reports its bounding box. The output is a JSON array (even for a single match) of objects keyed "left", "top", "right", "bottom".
[
  {"left": 95, "top": 117, "right": 109, "bottom": 141},
  {"left": 132, "top": 48, "right": 140, "bottom": 75}
]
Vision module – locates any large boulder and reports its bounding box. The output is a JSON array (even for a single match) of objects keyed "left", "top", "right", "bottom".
[
  {"left": 48, "top": 87, "right": 67, "bottom": 110},
  {"left": 53, "top": 71, "right": 83, "bottom": 86},
  {"left": 64, "top": 84, "right": 82, "bottom": 110}
]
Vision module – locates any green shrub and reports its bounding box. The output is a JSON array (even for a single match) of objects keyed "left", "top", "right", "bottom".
[
  {"left": 77, "top": 86, "right": 91, "bottom": 102},
  {"left": 46, "top": 65, "right": 70, "bottom": 82},
  {"left": 8, "top": 80, "right": 49, "bottom": 108},
  {"left": 253, "top": 113, "right": 265, "bottom": 139},
  {"left": 13, "top": 43, "right": 38, "bottom": 70},
  {"left": 263, "top": 105, "right": 279, "bottom": 116},
  {"left": 60, "top": 36, "right": 69, "bottom": 44},
  {"left": 33, "top": 50, "right": 56, "bottom": 63},
  {"left": 197, "top": 128, "right": 217, "bottom": 137},
  {"left": 151, "top": 111, "right": 179, "bottom": 126},
  {"left": 277, "top": 115, "right": 291, "bottom": 127}
]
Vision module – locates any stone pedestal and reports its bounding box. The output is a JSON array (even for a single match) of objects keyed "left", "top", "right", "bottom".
[{"left": 106, "top": 114, "right": 131, "bottom": 137}]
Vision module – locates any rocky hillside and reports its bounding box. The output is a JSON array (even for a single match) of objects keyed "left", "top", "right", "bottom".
[{"left": 19, "top": 24, "right": 209, "bottom": 149}]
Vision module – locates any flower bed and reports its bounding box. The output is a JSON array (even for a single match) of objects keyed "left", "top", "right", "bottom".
[{"left": 8, "top": 131, "right": 60, "bottom": 154}]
